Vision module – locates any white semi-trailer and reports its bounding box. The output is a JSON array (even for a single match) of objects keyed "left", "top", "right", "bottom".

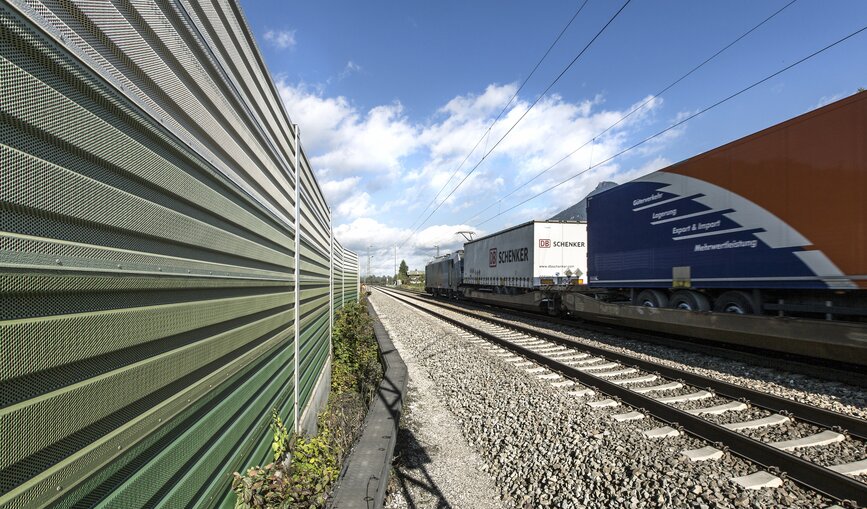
[{"left": 463, "top": 220, "right": 588, "bottom": 289}]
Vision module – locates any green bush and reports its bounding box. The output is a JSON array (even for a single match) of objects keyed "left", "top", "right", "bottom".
[
  {"left": 232, "top": 299, "right": 382, "bottom": 508},
  {"left": 332, "top": 300, "right": 382, "bottom": 404}
]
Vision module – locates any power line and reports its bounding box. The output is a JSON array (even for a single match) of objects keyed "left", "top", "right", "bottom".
[
  {"left": 400, "top": 0, "right": 632, "bottom": 247},
  {"left": 403, "top": 0, "right": 632, "bottom": 246},
  {"left": 404, "top": 0, "right": 591, "bottom": 234},
  {"left": 463, "top": 0, "right": 799, "bottom": 224},
  {"left": 473, "top": 22, "right": 867, "bottom": 228}
]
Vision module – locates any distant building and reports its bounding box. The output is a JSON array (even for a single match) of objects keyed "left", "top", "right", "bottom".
[{"left": 408, "top": 270, "right": 424, "bottom": 284}]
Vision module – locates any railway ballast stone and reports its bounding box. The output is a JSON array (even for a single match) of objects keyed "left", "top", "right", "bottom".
[{"left": 371, "top": 291, "right": 833, "bottom": 508}]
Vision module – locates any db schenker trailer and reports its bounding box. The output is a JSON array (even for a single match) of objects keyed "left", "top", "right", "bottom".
[
  {"left": 587, "top": 92, "right": 866, "bottom": 320},
  {"left": 463, "top": 220, "right": 588, "bottom": 290}
]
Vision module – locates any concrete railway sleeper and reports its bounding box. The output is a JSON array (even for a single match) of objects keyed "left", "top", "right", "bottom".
[
  {"left": 376, "top": 287, "right": 867, "bottom": 507},
  {"left": 391, "top": 287, "right": 867, "bottom": 438}
]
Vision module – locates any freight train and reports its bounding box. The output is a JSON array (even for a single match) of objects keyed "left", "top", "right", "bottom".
[{"left": 426, "top": 92, "right": 866, "bottom": 322}]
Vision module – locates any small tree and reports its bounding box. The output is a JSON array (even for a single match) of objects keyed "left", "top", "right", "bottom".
[{"left": 397, "top": 260, "right": 409, "bottom": 284}]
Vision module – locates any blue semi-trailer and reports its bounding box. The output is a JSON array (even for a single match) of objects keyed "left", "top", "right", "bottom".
[{"left": 586, "top": 92, "right": 866, "bottom": 317}]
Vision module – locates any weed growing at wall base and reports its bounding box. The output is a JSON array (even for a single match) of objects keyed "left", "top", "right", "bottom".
[{"left": 232, "top": 298, "right": 383, "bottom": 508}]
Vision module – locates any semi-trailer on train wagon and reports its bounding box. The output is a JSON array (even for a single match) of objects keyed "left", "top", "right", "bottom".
[
  {"left": 463, "top": 220, "right": 588, "bottom": 290},
  {"left": 587, "top": 92, "right": 866, "bottom": 319}
]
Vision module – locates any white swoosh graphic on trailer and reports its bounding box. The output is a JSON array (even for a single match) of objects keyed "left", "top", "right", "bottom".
[{"left": 637, "top": 172, "right": 855, "bottom": 288}]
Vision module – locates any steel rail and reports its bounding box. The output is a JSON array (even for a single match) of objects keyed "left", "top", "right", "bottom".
[
  {"left": 376, "top": 287, "right": 867, "bottom": 506},
  {"left": 448, "top": 292, "right": 867, "bottom": 388},
  {"left": 383, "top": 287, "right": 867, "bottom": 440},
  {"left": 397, "top": 285, "right": 867, "bottom": 387}
]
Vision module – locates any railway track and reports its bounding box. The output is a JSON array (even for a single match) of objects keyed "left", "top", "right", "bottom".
[
  {"left": 375, "top": 286, "right": 867, "bottom": 506},
  {"left": 390, "top": 286, "right": 867, "bottom": 386}
]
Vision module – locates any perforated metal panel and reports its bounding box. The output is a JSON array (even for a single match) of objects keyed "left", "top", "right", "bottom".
[
  {"left": 0, "top": 1, "right": 358, "bottom": 507},
  {"left": 343, "top": 249, "right": 360, "bottom": 304},
  {"left": 332, "top": 239, "right": 346, "bottom": 309}
]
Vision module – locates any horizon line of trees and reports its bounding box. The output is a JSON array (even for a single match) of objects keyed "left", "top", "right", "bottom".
[{"left": 363, "top": 259, "right": 424, "bottom": 285}]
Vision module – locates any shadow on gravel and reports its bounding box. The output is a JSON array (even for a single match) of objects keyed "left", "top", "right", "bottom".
[
  {"left": 377, "top": 362, "right": 404, "bottom": 423},
  {"left": 392, "top": 427, "right": 451, "bottom": 509}
]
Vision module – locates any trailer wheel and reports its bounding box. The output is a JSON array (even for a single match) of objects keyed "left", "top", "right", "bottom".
[
  {"left": 634, "top": 289, "right": 669, "bottom": 308},
  {"left": 712, "top": 291, "right": 757, "bottom": 314},
  {"left": 669, "top": 290, "right": 710, "bottom": 311}
]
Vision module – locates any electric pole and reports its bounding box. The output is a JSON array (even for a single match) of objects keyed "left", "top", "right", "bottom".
[
  {"left": 435, "top": 244, "right": 439, "bottom": 257},
  {"left": 367, "top": 244, "right": 371, "bottom": 284}
]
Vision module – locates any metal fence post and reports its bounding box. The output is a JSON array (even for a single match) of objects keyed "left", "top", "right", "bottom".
[
  {"left": 329, "top": 210, "right": 333, "bottom": 355},
  {"left": 293, "top": 124, "right": 301, "bottom": 434}
]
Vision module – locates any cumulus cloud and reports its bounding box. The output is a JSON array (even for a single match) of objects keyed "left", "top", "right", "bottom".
[
  {"left": 320, "top": 176, "right": 361, "bottom": 204},
  {"left": 312, "top": 103, "right": 418, "bottom": 177},
  {"left": 263, "top": 29, "right": 296, "bottom": 50},
  {"left": 334, "top": 217, "right": 481, "bottom": 274},
  {"left": 335, "top": 191, "right": 376, "bottom": 219},
  {"left": 276, "top": 79, "right": 420, "bottom": 180},
  {"left": 434, "top": 93, "right": 670, "bottom": 225},
  {"left": 275, "top": 76, "right": 682, "bottom": 261}
]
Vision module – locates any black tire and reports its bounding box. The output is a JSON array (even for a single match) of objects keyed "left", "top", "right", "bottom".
[
  {"left": 634, "top": 289, "right": 669, "bottom": 308},
  {"left": 669, "top": 290, "right": 710, "bottom": 311},
  {"left": 712, "top": 291, "right": 757, "bottom": 314}
]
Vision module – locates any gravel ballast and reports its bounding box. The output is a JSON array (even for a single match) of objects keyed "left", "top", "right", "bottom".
[
  {"left": 468, "top": 305, "right": 867, "bottom": 420},
  {"left": 377, "top": 297, "right": 503, "bottom": 509},
  {"left": 372, "top": 291, "right": 836, "bottom": 508}
]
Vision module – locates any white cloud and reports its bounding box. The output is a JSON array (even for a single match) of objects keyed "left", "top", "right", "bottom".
[
  {"left": 334, "top": 218, "right": 405, "bottom": 252},
  {"left": 378, "top": 196, "right": 411, "bottom": 215},
  {"left": 419, "top": 84, "right": 520, "bottom": 164},
  {"left": 816, "top": 92, "right": 845, "bottom": 109},
  {"left": 277, "top": 82, "right": 354, "bottom": 151},
  {"left": 312, "top": 102, "right": 418, "bottom": 177},
  {"left": 334, "top": 217, "right": 482, "bottom": 274},
  {"left": 613, "top": 156, "right": 672, "bottom": 184},
  {"left": 276, "top": 79, "right": 420, "bottom": 179},
  {"left": 263, "top": 29, "right": 296, "bottom": 50},
  {"left": 335, "top": 191, "right": 376, "bottom": 219},
  {"left": 339, "top": 61, "right": 362, "bottom": 80},
  {"left": 419, "top": 92, "right": 670, "bottom": 224},
  {"left": 535, "top": 155, "right": 670, "bottom": 220},
  {"left": 275, "top": 76, "right": 682, "bottom": 254},
  {"left": 320, "top": 176, "right": 361, "bottom": 204},
  {"left": 411, "top": 223, "right": 480, "bottom": 253}
]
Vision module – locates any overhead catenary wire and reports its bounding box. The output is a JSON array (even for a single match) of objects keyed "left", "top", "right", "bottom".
[
  {"left": 473, "top": 22, "right": 867, "bottom": 228},
  {"left": 400, "top": 0, "right": 633, "bottom": 248},
  {"left": 463, "top": 0, "right": 799, "bottom": 224},
  {"left": 404, "top": 0, "right": 591, "bottom": 234}
]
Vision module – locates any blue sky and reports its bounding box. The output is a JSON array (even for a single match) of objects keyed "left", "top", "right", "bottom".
[{"left": 239, "top": 0, "right": 867, "bottom": 275}]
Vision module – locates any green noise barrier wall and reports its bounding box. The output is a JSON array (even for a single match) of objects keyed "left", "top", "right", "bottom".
[{"left": 0, "top": 1, "right": 360, "bottom": 507}]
